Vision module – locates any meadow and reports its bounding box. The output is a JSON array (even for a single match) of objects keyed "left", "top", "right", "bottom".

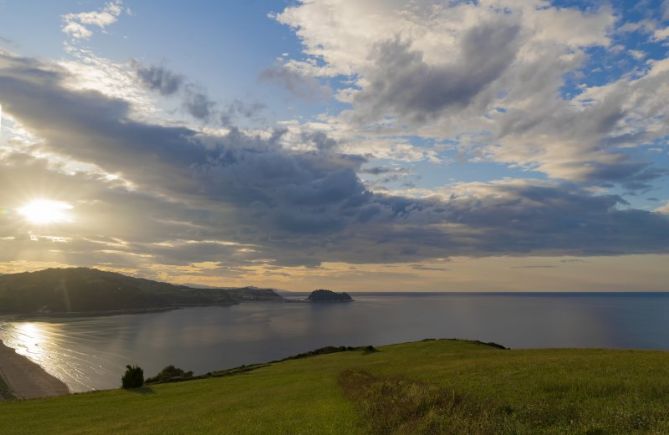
[{"left": 1, "top": 339, "right": 668, "bottom": 434}]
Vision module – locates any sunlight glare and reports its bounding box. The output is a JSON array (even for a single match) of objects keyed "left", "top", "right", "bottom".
[{"left": 17, "top": 199, "right": 73, "bottom": 225}]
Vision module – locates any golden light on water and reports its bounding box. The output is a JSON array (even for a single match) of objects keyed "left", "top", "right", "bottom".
[
  {"left": 0, "top": 322, "right": 52, "bottom": 371},
  {"left": 10, "top": 323, "right": 47, "bottom": 362},
  {"left": 0, "top": 322, "right": 76, "bottom": 389},
  {"left": 17, "top": 199, "right": 73, "bottom": 225},
  {"left": 1, "top": 319, "right": 136, "bottom": 392}
]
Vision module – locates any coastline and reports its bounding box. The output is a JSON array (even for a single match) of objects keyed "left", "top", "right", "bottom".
[
  {"left": 1, "top": 303, "right": 240, "bottom": 321},
  {"left": 1, "top": 299, "right": 288, "bottom": 321},
  {"left": 0, "top": 340, "right": 69, "bottom": 400}
]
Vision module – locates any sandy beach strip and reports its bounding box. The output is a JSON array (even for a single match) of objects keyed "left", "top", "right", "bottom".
[{"left": 0, "top": 340, "right": 69, "bottom": 400}]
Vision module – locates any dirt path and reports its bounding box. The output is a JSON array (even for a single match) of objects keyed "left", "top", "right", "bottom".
[{"left": 0, "top": 341, "right": 69, "bottom": 400}]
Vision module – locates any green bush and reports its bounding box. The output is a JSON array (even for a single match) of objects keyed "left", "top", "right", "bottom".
[
  {"left": 121, "top": 365, "right": 144, "bottom": 389},
  {"left": 146, "top": 365, "right": 194, "bottom": 384}
]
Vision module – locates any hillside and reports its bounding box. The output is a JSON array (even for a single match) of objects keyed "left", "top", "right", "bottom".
[
  {"left": 0, "top": 268, "right": 283, "bottom": 315},
  {"left": 1, "top": 339, "right": 668, "bottom": 434}
]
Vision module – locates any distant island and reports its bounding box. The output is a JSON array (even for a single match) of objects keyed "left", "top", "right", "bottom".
[
  {"left": 307, "top": 289, "right": 353, "bottom": 303},
  {"left": 0, "top": 268, "right": 284, "bottom": 316}
]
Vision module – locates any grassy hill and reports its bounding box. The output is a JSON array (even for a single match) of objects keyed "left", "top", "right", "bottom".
[
  {"left": 1, "top": 339, "right": 668, "bottom": 434},
  {"left": 0, "top": 268, "right": 283, "bottom": 315}
]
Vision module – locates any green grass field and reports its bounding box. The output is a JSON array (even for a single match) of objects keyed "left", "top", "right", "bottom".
[{"left": 1, "top": 339, "right": 669, "bottom": 434}]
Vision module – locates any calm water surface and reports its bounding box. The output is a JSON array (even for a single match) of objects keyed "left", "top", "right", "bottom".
[{"left": 1, "top": 293, "right": 668, "bottom": 392}]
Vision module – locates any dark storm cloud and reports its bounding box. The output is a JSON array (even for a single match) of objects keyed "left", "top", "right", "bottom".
[
  {"left": 132, "top": 61, "right": 184, "bottom": 96},
  {"left": 1, "top": 52, "right": 669, "bottom": 270}
]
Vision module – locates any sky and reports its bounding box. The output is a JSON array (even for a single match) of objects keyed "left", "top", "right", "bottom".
[{"left": 0, "top": 0, "right": 668, "bottom": 291}]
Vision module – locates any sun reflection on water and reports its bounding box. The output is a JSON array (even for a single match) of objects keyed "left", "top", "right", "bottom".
[
  {"left": 0, "top": 321, "right": 68, "bottom": 385},
  {"left": 12, "top": 323, "right": 47, "bottom": 360},
  {"left": 0, "top": 319, "right": 123, "bottom": 392}
]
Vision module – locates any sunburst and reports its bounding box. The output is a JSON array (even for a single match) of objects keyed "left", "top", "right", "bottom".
[{"left": 17, "top": 199, "right": 74, "bottom": 225}]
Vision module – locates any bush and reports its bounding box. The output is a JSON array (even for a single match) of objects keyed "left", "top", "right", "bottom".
[
  {"left": 146, "top": 365, "right": 194, "bottom": 384},
  {"left": 121, "top": 365, "right": 144, "bottom": 389}
]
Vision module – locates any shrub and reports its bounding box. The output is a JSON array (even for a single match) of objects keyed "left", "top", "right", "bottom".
[
  {"left": 146, "top": 365, "right": 194, "bottom": 384},
  {"left": 121, "top": 365, "right": 144, "bottom": 389}
]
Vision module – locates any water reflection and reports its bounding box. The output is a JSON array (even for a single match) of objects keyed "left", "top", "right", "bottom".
[
  {"left": 5, "top": 323, "right": 48, "bottom": 362},
  {"left": 0, "top": 293, "right": 668, "bottom": 393},
  {"left": 0, "top": 321, "right": 103, "bottom": 391}
]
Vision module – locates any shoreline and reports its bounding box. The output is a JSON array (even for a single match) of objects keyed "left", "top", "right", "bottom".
[
  {"left": 0, "top": 340, "right": 69, "bottom": 400},
  {"left": 0, "top": 299, "right": 291, "bottom": 321},
  {"left": 0, "top": 303, "right": 240, "bottom": 321}
]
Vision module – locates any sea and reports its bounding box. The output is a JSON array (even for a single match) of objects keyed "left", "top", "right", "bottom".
[{"left": 1, "top": 292, "right": 668, "bottom": 392}]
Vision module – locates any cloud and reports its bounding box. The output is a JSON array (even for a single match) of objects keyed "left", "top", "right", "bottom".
[
  {"left": 132, "top": 62, "right": 184, "bottom": 96},
  {"left": 272, "top": 0, "right": 669, "bottom": 187},
  {"left": 131, "top": 61, "right": 264, "bottom": 125},
  {"left": 0, "top": 53, "right": 205, "bottom": 194},
  {"left": 1, "top": 51, "right": 669, "bottom": 275},
  {"left": 655, "top": 27, "right": 669, "bottom": 41},
  {"left": 490, "top": 56, "right": 669, "bottom": 186},
  {"left": 260, "top": 63, "right": 332, "bottom": 101},
  {"left": 62, "top": 1, "right": 126, "bottom": 40},
  {"left": 183, "top": 86, "right": 215, "bottom": 121},
  {"left": 352, "top": 21, "right": 520, "bottom": 124},
  {"left": 220, "top": 100, "right": 265, "bottom": 126},
  {"left": 275, "top": 0, "right": 612, "bottom": 79}
]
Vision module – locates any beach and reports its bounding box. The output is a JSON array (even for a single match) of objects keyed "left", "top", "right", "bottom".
[{"left": 0, "top": 341, "right": 69, "bottom": 400}]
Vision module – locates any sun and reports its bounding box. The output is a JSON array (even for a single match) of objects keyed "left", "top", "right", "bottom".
[{"left": 17, "top": 199, "right": 74, "bottom": 225}]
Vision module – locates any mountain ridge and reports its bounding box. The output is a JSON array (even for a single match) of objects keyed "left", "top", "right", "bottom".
[{"left": 0, "top": 267, "right": 283, "bottom": 316}]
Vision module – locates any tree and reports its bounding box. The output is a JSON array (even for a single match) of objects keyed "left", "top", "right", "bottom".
[{"left": 122, "top": 365, "right": 144, "bottom": 389}]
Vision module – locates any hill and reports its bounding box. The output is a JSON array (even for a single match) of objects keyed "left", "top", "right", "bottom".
[
  {"left": 0, "top": 268, "right": 283, "bottom": 315},
  {"left": 1, "top": 339, "right": 668, "bottom": 434}
]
